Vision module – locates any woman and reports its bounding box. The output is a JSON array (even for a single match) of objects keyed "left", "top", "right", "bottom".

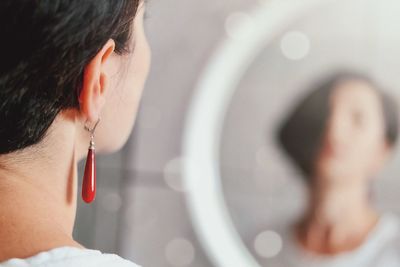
[
  {"left": 0, "top": 0, "right": 150, "bottom": 266},
  {"left": 274, "top": 72, "right": 400, "bottom": 267}
]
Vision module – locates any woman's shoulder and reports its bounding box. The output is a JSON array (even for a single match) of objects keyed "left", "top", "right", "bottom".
[
  {"left": 0, "top": 247, "right": 140, "bottom": 267},
  {"left": 269, "top": 212, "right": 400, "bottom": 267}
]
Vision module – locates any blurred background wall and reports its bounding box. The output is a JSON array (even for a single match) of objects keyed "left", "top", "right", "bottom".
[{"left": 73, "top": 0, "right": 400, "bottom": 266}]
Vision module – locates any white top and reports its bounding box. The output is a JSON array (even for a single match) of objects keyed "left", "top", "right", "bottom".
[
  {"left": 0, "top": 247, "right": 140, "bottom": 267},
  {"left": 268, "top": 213, "right": 400, "bottom": 267}
]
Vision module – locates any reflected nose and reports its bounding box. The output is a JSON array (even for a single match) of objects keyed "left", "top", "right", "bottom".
[{"left": 323, "top": 116, "right": 347, "bottom": 157}]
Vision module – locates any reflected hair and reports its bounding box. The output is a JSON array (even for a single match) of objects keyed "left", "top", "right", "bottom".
[
  {"left": 277, "top": 71, "right": 399, "bottom": 180},
  {"left": 0, "top": 0, "right": 140, "bottom": 155}
]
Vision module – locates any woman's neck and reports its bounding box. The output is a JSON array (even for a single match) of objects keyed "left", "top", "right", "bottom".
[
  {"left": 0, "top": 111, "right": 86, "bottom": 261},
  {"left": 296, "top": 178, "right": 379, "bottom": 255}
]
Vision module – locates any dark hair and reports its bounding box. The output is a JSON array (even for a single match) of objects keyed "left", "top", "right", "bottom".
[
  {"left": 0, "top": 0, "right": 140, "bottom": 154},
  {"left": 277, "top": 71, "right": 399, "bottom": 180}
]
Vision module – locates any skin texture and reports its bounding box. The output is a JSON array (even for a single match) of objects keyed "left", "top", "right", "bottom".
[
  {"left": 295, "top": 80, "right": 391, "bottom": 255},
  {"left": 0, "top": 1, "right": 150, "bottom": 261}
]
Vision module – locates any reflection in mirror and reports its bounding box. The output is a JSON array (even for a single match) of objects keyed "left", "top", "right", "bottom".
[
  {"left": 274, "top": 71, "right": 399, "bottom": 266},
  {"left": 202, "top": 1, "right": 400, "bottom": 267},
  {"left": 182, "top": 0, "right": 400, "bottom": 267}
]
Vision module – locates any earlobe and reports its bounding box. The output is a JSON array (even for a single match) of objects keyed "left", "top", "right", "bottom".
[{"left": 78, "top": 39, "right": 115, "bottom": 122}]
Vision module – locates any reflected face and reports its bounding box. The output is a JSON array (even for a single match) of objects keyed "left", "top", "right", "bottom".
[
  {"left": 96, "top": 2, "right": 151, "bottom": 153},
  {"left": 316, "top": 80, "right": 388, "bottom": 181}
]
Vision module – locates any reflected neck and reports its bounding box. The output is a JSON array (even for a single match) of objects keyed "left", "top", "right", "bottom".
[{"left": 296, "top": 178, "right": 379, "bottom": 255}]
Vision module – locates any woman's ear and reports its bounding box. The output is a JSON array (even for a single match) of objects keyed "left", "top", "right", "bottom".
[{"left": 78, "top": 39, "right": 115, "bottom": 122}]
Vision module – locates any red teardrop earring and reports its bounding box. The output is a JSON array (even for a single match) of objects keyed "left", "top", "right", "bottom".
[{"left": 82, "top": 118, "right": 100, "bottom": 204}]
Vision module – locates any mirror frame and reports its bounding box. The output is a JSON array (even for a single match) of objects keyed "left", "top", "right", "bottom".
[{"left": 182, "top": 0, "right": 335, "bottom": 266}]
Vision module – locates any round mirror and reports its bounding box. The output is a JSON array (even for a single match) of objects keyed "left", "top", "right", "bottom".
[{"left": 183, "top": 0, "right": 400, "bottom": 266}]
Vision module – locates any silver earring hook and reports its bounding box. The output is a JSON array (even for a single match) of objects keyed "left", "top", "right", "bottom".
[
  {"left": 84, "top": 118, "right": 101, "bottom": 149},
  {"left": 84, "top": 118, "right": 101, "bottom": 136}
]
